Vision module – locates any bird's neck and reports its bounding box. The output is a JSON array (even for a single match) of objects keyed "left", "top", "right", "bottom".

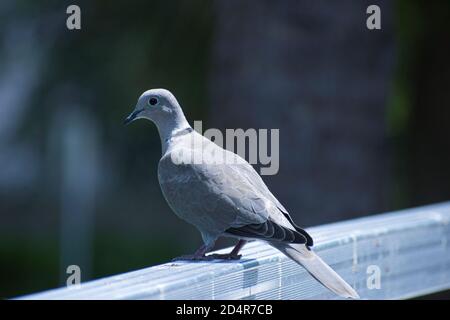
[{"left": 157, "top": 109, "right": 191, "bottom": 155}]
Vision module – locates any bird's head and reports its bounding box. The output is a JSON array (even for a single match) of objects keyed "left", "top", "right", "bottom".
[{"left": 124, "top": 88, "right": 181, "bottom": 125}]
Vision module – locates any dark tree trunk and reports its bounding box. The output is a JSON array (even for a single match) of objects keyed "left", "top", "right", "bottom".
[{"left": 209, "top": 0, "right": 395, "bottom": 225}]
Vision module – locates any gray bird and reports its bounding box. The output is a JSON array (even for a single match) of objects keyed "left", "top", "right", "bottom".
[{"left": 125, "top": 89, "right": 359, "bottom": 299}]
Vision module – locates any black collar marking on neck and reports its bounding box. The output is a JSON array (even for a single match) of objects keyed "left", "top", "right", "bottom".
[{"left": 166, "top": 127, "right": 193, "bottom": 142}]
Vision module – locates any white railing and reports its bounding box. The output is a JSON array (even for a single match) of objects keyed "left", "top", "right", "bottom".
[{"left": 19, "top": 202, "right": 450, "bottom": 299}]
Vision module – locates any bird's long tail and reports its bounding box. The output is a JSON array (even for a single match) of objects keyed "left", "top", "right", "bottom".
[{"left": 270, "top": 243, "right": 359, "bottom": 299}]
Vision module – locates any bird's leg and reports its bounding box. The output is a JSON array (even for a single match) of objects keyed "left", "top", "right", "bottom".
[
  {"left": 209, "top": 240, "right": 247, "bottom": 260},
  {"left": 172, "top": 243, "right": 215, "bottom": 261}
]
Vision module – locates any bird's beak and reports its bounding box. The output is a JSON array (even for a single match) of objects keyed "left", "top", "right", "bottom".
[{"left": 124, "top": 108, "right": 144, "bottom": 125}]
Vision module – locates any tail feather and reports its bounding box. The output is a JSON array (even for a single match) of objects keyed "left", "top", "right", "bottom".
[{"left": 271, "top": 243, "right": 359, "bottom": 299}]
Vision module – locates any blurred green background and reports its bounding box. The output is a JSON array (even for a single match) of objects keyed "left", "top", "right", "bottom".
[{"left": 0, "top": 0, "right": 449, "bottom": 298}]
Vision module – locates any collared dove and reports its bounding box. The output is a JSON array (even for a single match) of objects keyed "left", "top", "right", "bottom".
[{"left": 125, "top": 88, "right": 359, "bottom": 299}]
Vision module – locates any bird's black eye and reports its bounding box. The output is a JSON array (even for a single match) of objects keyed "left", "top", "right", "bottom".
[{"left": 149, "top": 97, "right": 158, "bottom": 106}]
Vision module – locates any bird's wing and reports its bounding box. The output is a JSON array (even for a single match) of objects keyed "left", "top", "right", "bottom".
[
  {"left": 230, "top": 155, "right": 289, "bottom": 214},
  {"left": 227, "top": 152, "right": 314, "bottom": 246},
  {"left": 159, "top": 142, "right": 311, "bottom": 245},
  {"left": 225, "top": 220, "right": 308, "bottom": 244}
]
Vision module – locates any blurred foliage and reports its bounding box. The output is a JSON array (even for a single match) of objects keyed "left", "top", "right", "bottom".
[
  {"left": 0, "top": 237, "right": 58, "bottom": 299},
  {"left": 0, "top": 0, "right": 213, "bottom": 298},
  {"left": 388, "top": 0, "right": 424, "bottom": 137},
  {"left": 389, "top": 0, "right": 450, "bottom": 209}
]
